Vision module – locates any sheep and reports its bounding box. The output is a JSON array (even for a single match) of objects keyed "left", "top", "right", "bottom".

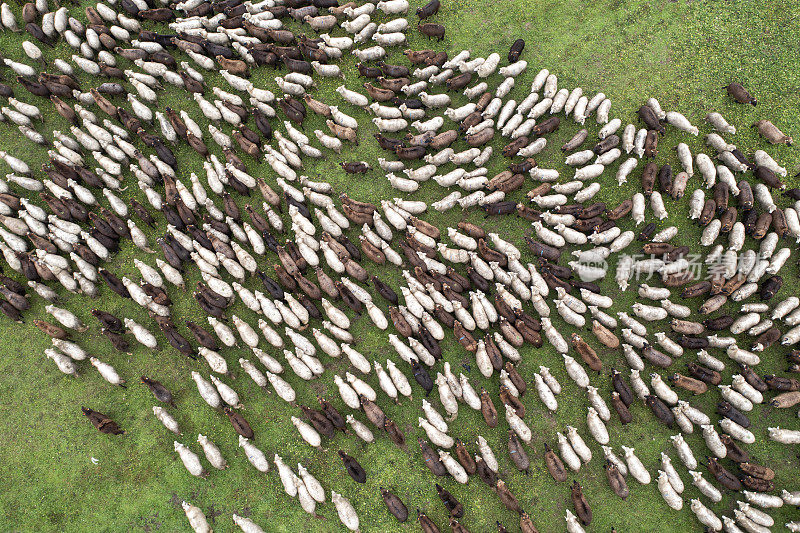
[
  {"left": 783, "top": 324, "right": 800, "bottom": 346},
  {"left": 346, "top": 415, "right": 374, "bottom": 443},
  {"left": 735, "top": 505, "right": 773, "bottom": 531},
  {"left": 574, "top": 163, "right": 605, "bottom": 181},
  {"left": 689, "top": 470, "right": 722, "bottom": 503},
  {"left": 590, "top": 313, "right": 618, "bottom": 341},
  {"left": 386, "top": 173, "right": 419, "bottom": 192},
  {"left": 768, "top": 426, "right": 800, "bottom": 444},
  {"left": 182, "top": 502, "right": 211, "bottom": 533},
  {"left": 565, "top": 510, "right": 586, "bottom": 533},
  {"left": 411, "top": 115, "right": 444, "bottom": 133},
  {"left": 661, "top": 257, "right": 689, "bottom": 277},
  {"left": 230, "top": 437, "right": 267, "bottom": 476},
  {"left": 625, "top": 370, "right": 650, "bottom": 401},
  {"left": 595, "top": 104, "right": 621, "bottom": 131},
  {"left": 240, "top": 357, "right": 270, "bottom": 388},
  {"left": 620, "top": 446, "right": 650, "bottom": 484},
  {"left": 772, "top": 296, "right": 800, "bottom": 320},
  {"left": 650, "top": 373, "right": 678, "bottom": 405},
  {"left": 652, "top": 226, "right": 678, "bottom": 242},
  {"left": 413, "top": 91, "right": 450, "bottom": 110},
  {"left": 45, "top": 348, "right": 77, "bottom": 375},
  {"left": 556, "top": 223, "right": 588, "bottom": 245},
  {"left": 655, "top": 332, "right": 684, "bottom": 357},
  {"left": 631, "top": 192, "right": 646, "bottom": 224},
  {"left": 754, "top": 183, "right": 777, "bottom": 212},
  {"left": 744, "top": 491, "right": 784, "bottom": 508},
  {"left": 398, "top": 79, "right": 427, "bottom": 96},
  {"left": 701, "top": 219, "right": 722, "bottom": 246},
  {"left": 560, "top": 428, "right": 590, "bottom": 467},
  {"left": 728, "top": 313, "right": 760, "bottom": 336},
  {"left": 651, "top": 191, "right": 668, "bottom": 219},
  {"left": 195, "top": 347, "right": 227, "bottom": 375},
  {"left": 754, "top": 149, "right": 787, "bottom": 176},
  {"left": 720, "top": 417, "right": 755, "bottom": 444},
  {"left": 610, "top": 157, "right": 638, "bottom": 186},
  {"left": 271, "top": 454, "right": 299, "bottom": 500},
  {"left": 690, "top": 499, "right": 722, "bottom": 531},
  {"left": 599, "top": 446, "right": 628, "bottom": 477},
  {"left": 569, "top": 261, "right": 606, "bottom": 282},
  {"left": 595, "top": 98, "right": 613, "bottom": 123},
  {"left": 670, "top": 405, "right": 691, "bottom": 433},
  {"left": 784, "top": 207, "right": 800, "bottom": 242},
  {"left": 531, "top": 221, "right": 564, "bottom": 248},
  {"left": 639, "top": 284, "right": 671, "bottom": 300},
  {"left": 516, "top": 137, "right": 547, "bottom": 157},
  {"left": 43, "top": 303, "right": 84, "bottom": 334},
  {"left": 558, "top": 355, "right": 588, "bottom": 389},
  {"left": 783, "top": 491, "right": 800, "bottom": 506},
  {"left": 231, "top": 514, "right": 266, "bottom": 533},
  {"left": 494, "top": 76, "right": 515, "bottom": 98},
  {"left": 124, "top": 319, "right": 159, "bottom": 350},
  {"left": 572, "top": 246, "right": 609, "bottom": 264},
  {"left": 291, "top": 416, "right": 322, "bottom": 448},
  {"left": 575, "top": 182, "right": 601, "bottom": 202},
  {"left": 459, "top": 374, "right": 481, "bottom": 410},
  {"left": 688, "top": 189, "right": 705, "bottom": 220},
  {"left": 557, "top": 432, "right": 582, "bottom": 472},
  {"left": 501, "top": 112, "right": 525, "bottom": 136},
  {"left": 377, "top": 0, "right": 409, "bottom": 12},
  {"left": 435, "top": 373, "right": 458, "bottom": 419},
  {"left": 658, "top": 470, "right": 684, "bottom": 510},
  {"left": 695, "top": 153, "right": 718, "bottom": 188},
  {"left": 632, "top": 302, "right": 668, "bottom": 322},
  {"left": 726, "top": 345, "right": 761, "bottom": 365},
  {"left": 534, "top": 373, "right": 558, "bottom": 411},
  {"left": 556, "top": 300, "right": 586, "bottom": 327},
  {"left": 628, "top": 127, "right": 646, "bottom": 156},
  {"left": 766, "top": 247, "right": 791, "bottom": 274},
  {"left": 580, "top": 288, "right": 613, "bottom": 309},
  {"left": 699, "top": 424, "right": 727, "bottom": 459},
  {"left": 207, "top": 375, "right": 240, "bottom": 408},
  {"left": 614, "top": 255, "right": 634, "bottom": 292},
  {"left": 438, "top": 450, "right": 469, "bottom": 484},
  {"left": 524, "top": 97, "right": 551, "bottom": 119},
  {"left": 665, "top": 111, "right": 699, "bottom": 135},
  {"left": 615, "top": 344, "right": 642, "bottom": 372},
  {"left": 418, "top": 417, "right": 453, "bottom": 448},
  {"left": 294, "top": 464, "right": 325, "bottom": 506},
  {"left": 670, "top": 433, "right": 697, "bottom": 470},
  {"left": 658, "top": 453, "right": 685, "bottom": 495},
  {"left": 421, "top": 399, "right": 448, "bottom": 435},
  {"left": 174, "top": 441, "right": 206, "bottom": 478},
  {"left": 587, "top": 407, "right": 609, "bottom": 444},
  {"left": 150, "top": 405, "right": 180, "bottom": 435},
  {"left": 704, "top": 111, "right": 736, "bottom": 134},
  {"left": 499, "top": 59, "right": 528, "bottom": 77},
  {"left": 432, "top": 191, "right": 464, "bottom": 213}
]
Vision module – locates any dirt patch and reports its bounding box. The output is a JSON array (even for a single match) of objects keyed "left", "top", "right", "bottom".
[{"left": 169, "top": 493, "right": 181, "bottom": 509}]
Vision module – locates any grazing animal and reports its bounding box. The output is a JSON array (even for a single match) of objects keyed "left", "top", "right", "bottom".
[
  {"left": 726, "top": 82, "right": 757, "bottom": 105},
  {"left": 82, "top": 407, "right": 124, "bottom": 435},
  {"left": 416, "top": 0, "right": 440, "bottom": 18}
]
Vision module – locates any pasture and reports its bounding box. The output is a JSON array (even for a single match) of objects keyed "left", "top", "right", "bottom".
[{"left": 0, "top": 0, "right": 799, "bottom": 531}]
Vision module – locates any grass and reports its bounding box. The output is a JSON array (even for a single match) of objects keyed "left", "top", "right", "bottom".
[{"left": 0, "top": 0, "right": 799, "bottom": 531}]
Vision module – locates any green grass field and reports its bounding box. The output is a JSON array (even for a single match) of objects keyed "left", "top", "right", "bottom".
[{"left": 0, "top": 0, "right": 799, "bottom": 531}]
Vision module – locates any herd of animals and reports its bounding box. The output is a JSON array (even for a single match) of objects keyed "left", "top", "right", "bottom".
[{"left": 0, "top": 0, "right": 800, "bottom": 530}]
